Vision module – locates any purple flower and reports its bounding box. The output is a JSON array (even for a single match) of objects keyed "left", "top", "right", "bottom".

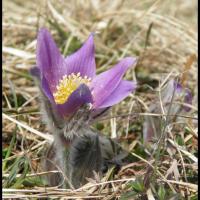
[
  {"left": 171, "top": 80, "right": 193, "bottom": 112},
  {"left": 143, "top": 79, "right": 193, "bottom": 143},
  {"left": 31, "top": 28, "right": 137, "bottom": 117},
  {"left": 183, "top": 88, "right": 193, "bottom": 112}
]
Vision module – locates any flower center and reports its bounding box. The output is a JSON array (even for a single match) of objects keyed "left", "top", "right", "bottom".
[{"left": 53, "top": 73, "right": 91, "bottom": 104}]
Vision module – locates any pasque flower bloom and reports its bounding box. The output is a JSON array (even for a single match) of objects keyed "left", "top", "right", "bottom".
[
  {"left": 143, "top": 79, "right": 193, "bottom": 142},
  {"left": 31, "top": 28, "right": 137, "bottom": 117}
]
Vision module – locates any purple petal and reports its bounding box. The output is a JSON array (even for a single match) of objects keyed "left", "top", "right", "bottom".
[
  {"left": 30, "top": 66, "right": 41, "bottom": 80},
  {"left": 41, "top": 76, "right": 55, "bottom": 103},
  {"left": 56, "top": 84, "right": 93, "bottom": 117},
  {"left": 36, "top": 28, "right": 66, "bottom": 92},
  {"left": 183, "top": 89, "right": 193, "bottom": 112},
  {"left": 30, "top": 66, "right": 55, "bottom": 103},
  {"left": 162, "top": 79, "right": 182, "bottom": 104},
  {"left": 65, "top": 34, "right": 96, "bottom": 78},
  {"left": 94, "top": 81, "right": 137, "bottom": 109},
  {"left": 174, "top": 80, "right": 182, "bottom": 93},
  {"left": 91, "top": 57, "right": 137, "bottom": 108}
]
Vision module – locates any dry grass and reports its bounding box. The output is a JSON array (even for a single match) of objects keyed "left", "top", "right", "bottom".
[{"left": 2, "top": 0, "right": 197, "bottom": 199}]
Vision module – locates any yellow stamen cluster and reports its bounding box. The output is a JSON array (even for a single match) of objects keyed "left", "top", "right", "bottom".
[{"left": 53, "top": 72, "right": 91, "bottom": 104}]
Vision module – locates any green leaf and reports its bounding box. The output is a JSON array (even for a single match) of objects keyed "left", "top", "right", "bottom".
[
  {"left": 12, "top": 158, "right": 30, "bottom": 188},
  {"left": 22, "top": 176, "right": 45, "bottom": 187},
  {"left": 158, "top": 185, "right": 166, "bottom": 200},
  {"left": 190, "top": 194, "right": 198, "bottom": 200},
  {"left": 3, "top": 156, "right": 29, "bottom": 188},
  {"left": 131, "top": 179, "right": 145, "bottom": 192},
  {"left": 120, "top": 191, "right": 137, "bottom": 200},
  {"left": 176, "top": 135, "right": 184, "bottom": 146},
  {"left": 3, "top": 130, "right": 16, "bottom": 171}
]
